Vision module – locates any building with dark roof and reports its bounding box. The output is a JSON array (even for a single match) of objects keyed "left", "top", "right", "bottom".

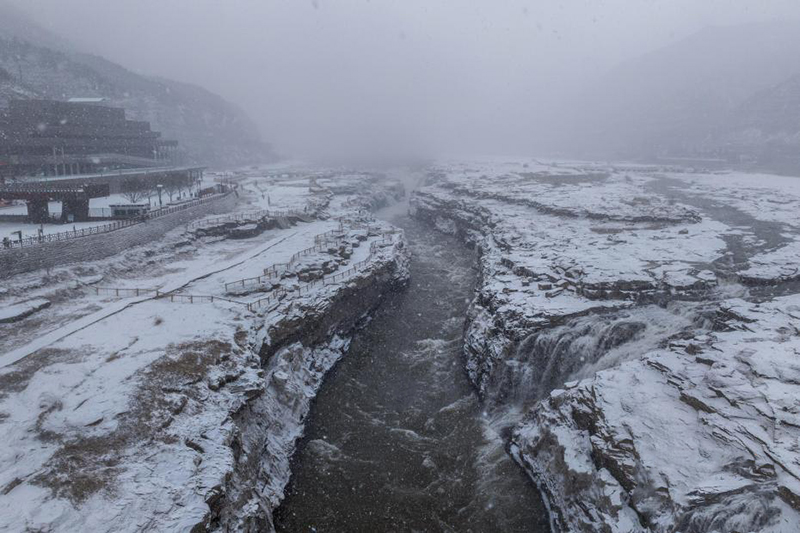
[
  {"left": 0, "top": 99, "right": 179, "bottom": 179},
  {"left": 0, "top": 100, "right": 204, "bottom": 224}
]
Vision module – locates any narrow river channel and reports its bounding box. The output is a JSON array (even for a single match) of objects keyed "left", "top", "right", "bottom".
[{"left": 274, "top": 206, "right": 550, "bottom": 532}]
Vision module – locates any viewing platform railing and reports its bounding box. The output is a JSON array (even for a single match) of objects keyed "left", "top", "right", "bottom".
[
  {"left": 90, "top": 230, "right": 402, "bottom": 314},
  {"left": 187, "top": 208, "right": 308, "bottom": 230},
  {"left": 1, "top": 191, "right": 231, "bottom": 251}
]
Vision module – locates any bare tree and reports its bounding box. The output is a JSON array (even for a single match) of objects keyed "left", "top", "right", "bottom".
[
  {"left": 177, "top": 174, "right": 194, "bottom": 199},
  {"left": 163, "top": 174, "right": 183, "bottom": 203},
  {"left": 121, "top": 176, "right": 148, "bottom": 204}
]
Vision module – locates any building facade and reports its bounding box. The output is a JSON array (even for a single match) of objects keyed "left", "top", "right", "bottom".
[{"left": 0, "top": 99, "right": 179, "bottom": 180}]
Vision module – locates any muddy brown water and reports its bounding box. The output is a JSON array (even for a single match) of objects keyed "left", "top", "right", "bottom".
[{"left": 274, "top": 213, "right": 550, "bottom": 532}]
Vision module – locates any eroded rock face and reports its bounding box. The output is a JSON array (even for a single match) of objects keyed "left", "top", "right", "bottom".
[
  {"left": 511, "top": 296, "right": 800, "bottom": 533},
  {"left": 209, "top": 238, "right": 411, "bottom": 532},
  {"left": 412, "top": 160, "right": 800, "bottom": 531},
  {"left": 413, "top": 177, "right": 717, "bottom": 398}
]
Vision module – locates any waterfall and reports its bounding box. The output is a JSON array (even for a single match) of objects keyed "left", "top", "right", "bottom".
[{"left": 486, "top": 302, "right": 709, "bottom": 410}]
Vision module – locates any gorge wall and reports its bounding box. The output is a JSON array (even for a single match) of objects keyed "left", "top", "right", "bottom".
[
  {"left": 409, "top": 160, "right": 800, "bottom": 532},
  {"left": 206, "top": 235, "right": 410, "bottom": 532}
]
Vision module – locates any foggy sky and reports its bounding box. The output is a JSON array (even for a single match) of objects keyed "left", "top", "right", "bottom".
[{"left": 9, "top": 0, "right": 800, "bottom": 158}]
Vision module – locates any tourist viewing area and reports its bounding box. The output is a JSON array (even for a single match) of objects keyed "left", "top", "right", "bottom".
[
  {"left": 0, "top": 166, "right": 207, "bottom": 224},
  {"left": 0, "top": 99, "right": 208, "bottom": 229}
]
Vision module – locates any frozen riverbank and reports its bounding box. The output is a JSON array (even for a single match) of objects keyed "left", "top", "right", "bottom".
[
  {"left": 411, "top": 158, "right": 800, "bottom": 532},
  {"left": 275, "top": 211, "right": 550, "bottom": 532},
  {"left": 0, "top": 168, "right": 409, "bottom": 532}
]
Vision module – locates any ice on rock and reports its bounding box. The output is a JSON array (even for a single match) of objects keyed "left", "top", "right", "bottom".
[
  {"left": 0, "top": 168, "right": 410, "bottom": 532},
  {"left": 413, "top": 158, "right": 800, "bottom": 531}
]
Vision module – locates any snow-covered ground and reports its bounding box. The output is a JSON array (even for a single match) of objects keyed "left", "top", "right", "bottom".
[
  {"left": 412, "top": 158, "right": 800, "bottom": 532},
  {"left": 0, "top": 166, "right": 409, "bottom": 532},
  {"left": 7, "top": 156, "right": 800, "bottom": 531}
]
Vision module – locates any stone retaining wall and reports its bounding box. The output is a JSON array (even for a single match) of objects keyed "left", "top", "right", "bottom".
[{"left": 0, "top": 193, "right": 236, "bottom": 279}]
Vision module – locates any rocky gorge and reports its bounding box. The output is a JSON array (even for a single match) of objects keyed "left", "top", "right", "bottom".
[
  {"left": 410, "top": 159, "right": 800, "bottom": 532},
  {"left": 4, "top": 160, "right": 800, "bottom": 532},
  {"left": 0, "top": 170, "right": 411, "bottom": 532}
]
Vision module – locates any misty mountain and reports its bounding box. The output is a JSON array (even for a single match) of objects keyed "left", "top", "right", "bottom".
[
  {"left": 710, "top": 73, "right": 800, "bottom": 165},
  {"left": 0, "top": 5, "right": 273, "bottom": 168},
  {"left": 565, "top": 20, "right": 800, "bottom": 165},
  {"left": 0, "top": 2, "right": 75, "bottom": 53}
]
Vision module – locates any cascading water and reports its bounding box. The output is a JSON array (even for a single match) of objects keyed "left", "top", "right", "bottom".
[
  {"left": 274, "top": 210, "right": 551, "bottom": 532},
  {"left": 486, "top": 302, "right": 710, "bottom": 411},
  {"left": 272, "top": 180, "right": 743, "bottom": 532}
]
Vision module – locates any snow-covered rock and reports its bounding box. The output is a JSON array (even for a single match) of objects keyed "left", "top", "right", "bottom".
[
  {"left": 511, "top": 296, "right": 800, "bottom": 532},
  {"left": 0, "top": 298, "right": 50, "bottom": 323},
  {"left": 0, "top": 168, "right": 410, "bottom": 533},
  {"left": 412, "top": 158, "right": 800, "bottom": 531},
  {"left": 412, "top": 163, "right": 725, "bottom": 396},
  {"left": 212, "top": 241, "right": 410, "bottom": 531}
]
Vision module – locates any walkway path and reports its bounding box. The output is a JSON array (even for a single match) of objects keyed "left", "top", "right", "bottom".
[{"left": 0, "top": 230, "right": 301, "bottom": 368}]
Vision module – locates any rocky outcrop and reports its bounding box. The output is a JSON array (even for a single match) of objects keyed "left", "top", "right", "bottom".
[
  {"left": 203, "top": 237, "right": 410, "bottom": 532},
  {"left": 411, "top": 160, "right": 800, "bottom": 531},
  {"left": 412, "top": 178, "right": 715, "bottom": 397},
  {"left": 510, "top": 296, "right": 800, "bottom": 532}
]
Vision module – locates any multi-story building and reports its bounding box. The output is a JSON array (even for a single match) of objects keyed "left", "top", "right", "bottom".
[
  {"left": 0, "top": 99, "right": 179, "bottom": 180},
  {"left": 0, "top": 100, "right": 204, "bottom": 223}
]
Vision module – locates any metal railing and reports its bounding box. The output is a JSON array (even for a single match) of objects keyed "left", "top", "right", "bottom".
[
  {"left": 187, "top": 208, "right": 306, "bottom": 230},
  {"left": 313, "top": 224, "right": 347, "bottom": 244},
  {"left": 91, "top": 230, "right": 402, "bottom": 314},
  {"left": 160, "top": 293, "right": 246, "bottom": 305},
  {"left": 224, "top": 234, "right": 347, "bottom": 292},
  {"left": 247, "top": 232, "right": 400, "bottom": 311},
  {"left": 94, "top": 287, "right": 159, "bottom": 297},
  {"left": 1, "top": 191, "right": 231, "bottom": 251},
  {"left": 93, "top": 286, "right": 246, "bottom": 306},
  {"left": 18, "top": 165, "right": 204, "bottom": 184},
  {"left": 224, "top": 225, "right": 353, "bottom": 292}
]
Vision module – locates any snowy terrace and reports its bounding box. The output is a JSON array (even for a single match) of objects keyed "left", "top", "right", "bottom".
[
  {"left": 661, "top": 169, "right": 800, "bottom": 283},
  {"left": 0, "top": 169, "right": 395, "bottom": 358},
  {"left": 416, "top": 158, "right": 800, "bottom": 531},
  {"left": 415, "top": 160, "right": 735, "bottom": 329},
  {"left": 0, "top": 168, "right": 406, "bottom": 530}
]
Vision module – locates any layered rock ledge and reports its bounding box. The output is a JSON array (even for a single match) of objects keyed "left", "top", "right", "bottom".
[
  {"left": 412, "top": 158, "right": 800, "bottom": 532},
  {"left": 0, "top": 168, "right": 409, "bottom": 532}
]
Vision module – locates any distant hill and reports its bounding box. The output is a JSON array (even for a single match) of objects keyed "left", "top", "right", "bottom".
[
  {"left": 714, "top": 74, "right": 800, "bottom": 155},
  {"left": 559, "top": 20, "right": 800, "bottom": 168},
  {"left": 0, "top": 5, "right": 273, "bottom": 168}
]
